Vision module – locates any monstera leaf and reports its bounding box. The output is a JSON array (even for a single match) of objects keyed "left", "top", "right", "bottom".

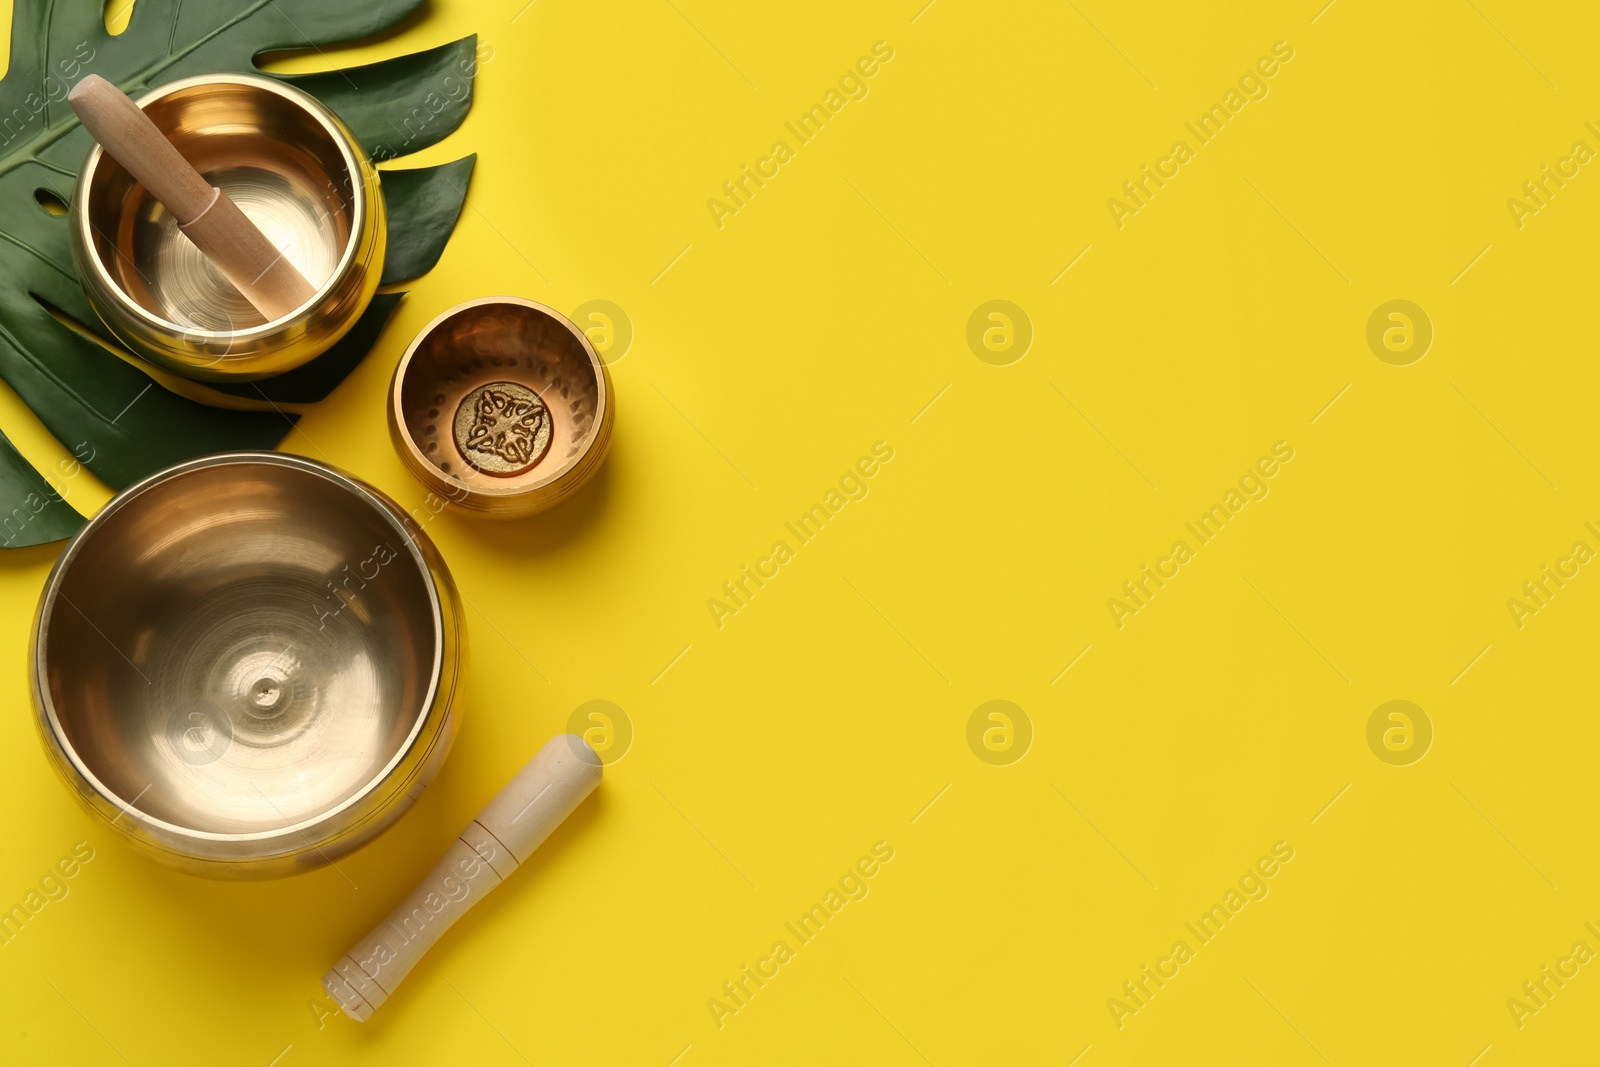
[{"left": 0, "top": 0, "right": 481, "bottom": 547}]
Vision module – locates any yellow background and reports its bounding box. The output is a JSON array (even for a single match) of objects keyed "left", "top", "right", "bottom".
[{"left": 1, "top": 0, "right": 1598, "bottom": 1063}]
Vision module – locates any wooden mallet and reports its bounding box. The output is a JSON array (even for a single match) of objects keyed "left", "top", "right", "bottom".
[
  {"left": 322, "top": 735, "right": 602, "bottom": 1021},
  {"left": 67, "top": 74, "right": 317, "bottom": 321}
]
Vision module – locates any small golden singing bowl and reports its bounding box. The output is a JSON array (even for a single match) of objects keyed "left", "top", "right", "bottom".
[
  {"left": 70, "top": 73, "right": 385, "bottom": 382},
  {"left": 31, "top": 453, "right": 464, "bottom": 879},
  {"left": 389, "top": 297, "right": 614, "bottom": 519}
]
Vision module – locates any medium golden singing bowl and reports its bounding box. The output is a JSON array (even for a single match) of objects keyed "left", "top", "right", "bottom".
[
  {"left": 70, "top": 74, "right": 385, "bottom": 381},
  {"left": 389, "top": 297, "right": 614, "bottom": 519},
  {"left": 31, "top": 453, "right": 464, "bottom": 879}
]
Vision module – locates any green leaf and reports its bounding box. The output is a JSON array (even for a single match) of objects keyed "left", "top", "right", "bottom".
[
  {"left": 380, "top": 155, "right": 476, "bottom": 285},
  {"left": 0, "top": 429, "right": 83, "bottom": 547},
  {"left": 0, "top": 0, "right": 479, "bottom": 544},
  {"left": 282, "top": 37, "right": 479, "bottom": 163},
  {"left": 0, "top": 289, "right": 293, "bottom": 489}
]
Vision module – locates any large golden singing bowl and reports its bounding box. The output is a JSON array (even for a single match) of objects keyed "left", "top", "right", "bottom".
[
  {"left": 31, "top": 453, "right": 464, "bottom": 879},
  {"left": 70, "top": 74, "right": 385, "bottom": 381},
  {"left": 389, "top": 298, "right": 614, "bottom": 519}
]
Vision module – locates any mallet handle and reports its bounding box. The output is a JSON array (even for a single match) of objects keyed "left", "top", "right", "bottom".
[
  {"left": 67, "top": 74, "right": 317, "bottom": 320},
  {"left": 322, "top": 735, "right": 601, "bottom": 1022}
]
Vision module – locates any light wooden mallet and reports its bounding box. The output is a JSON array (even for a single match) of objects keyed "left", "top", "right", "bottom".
[
  {"left": 67, "top": 74, "right": 317, "bottom": 321},
  {"left": 322, "top": 734, "right": 602, "bottom": 1021}
]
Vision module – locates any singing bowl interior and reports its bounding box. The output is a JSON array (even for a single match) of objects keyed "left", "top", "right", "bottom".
[
  {"left": 79, "top": 77, "right": 356, "bottom": 332},
  {"left": 395, "top": 298, "right": 606, "bottom": 502},
  {"left": 37, "top": 456, "right": 441, "bottom": 840}
]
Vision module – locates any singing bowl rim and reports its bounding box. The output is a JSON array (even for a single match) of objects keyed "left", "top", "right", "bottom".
[
  {"left": 73, "top": 72, "right": 369, "bottom": 340},
  {"left": 390, "top": 296, "right": 612, "bottom": 502},
  {"left": 32, "top": 451, "right": 446, "bottom": 846}
]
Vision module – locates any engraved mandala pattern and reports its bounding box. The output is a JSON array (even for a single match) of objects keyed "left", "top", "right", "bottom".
[{"left": 453, "top": 381, "right": 553, "bottom": 475}]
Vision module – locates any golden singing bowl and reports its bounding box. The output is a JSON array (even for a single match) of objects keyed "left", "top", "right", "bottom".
[
  {"left": 70, "top": 74, "right": 385, "bottom": 382},
  {"left": 31, "top": 453, "right": 464, "bottom": 879},
  {"left": 389, "top": 297, "right": 614, "bottom": 519}
]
